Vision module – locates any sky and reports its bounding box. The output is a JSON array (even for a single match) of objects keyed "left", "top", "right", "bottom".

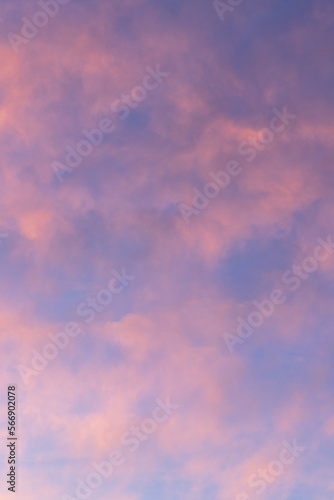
[{"left": 0, "top": 0, "right": 334, "bottom": 499}]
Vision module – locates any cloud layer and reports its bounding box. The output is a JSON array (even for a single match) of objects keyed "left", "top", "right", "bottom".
[{"left": 0, "top": 0, "right": 334, "bottom": 499}]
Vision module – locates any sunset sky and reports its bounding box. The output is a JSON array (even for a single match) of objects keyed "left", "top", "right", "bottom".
[{"left": 0, "top": 0, "right": 334, "bottom": 499}]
